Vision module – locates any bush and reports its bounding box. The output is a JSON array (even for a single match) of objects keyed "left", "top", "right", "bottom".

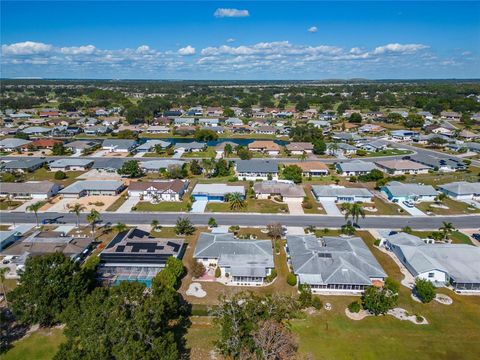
[
  {"left": 414, "top": 278, "right": 436, "bottom": 303},
  {"left": 208, "top": 217, "right": 218, "bottom": 228},
  {"left": 215, "top": 266, "right": 221, "bottom": 278},
  {"left": 311, "top": 296, "right": 323, "bottom": 310},
  {"left": 348, "top": 301, "right": 361, "bottom": 313},
  {"left": 265, "top": 269, "right": 277, "bottom": 283},
  {"left": 54, "top": 170, "right": 67, "bottom": 180},
  {"left": 416, "top": 315, "right": 424, "bottom": 323},
  {"left": 374, "top": 239, "right": 381, "bottom": 246},
  {"left": 302, "top": 200, "right": 313, "bottom": 209},
  {"left": 191, "top": 260, "right": 206, "bottom": 278},
  {"left": 287, "top": 273, "right": 297, "bottom": 286}
]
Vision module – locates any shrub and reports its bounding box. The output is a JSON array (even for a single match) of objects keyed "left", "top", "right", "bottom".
[
  {"left": 298, "top": 284, "right": 313, "bottom": 308},
  {"left": 414, "top": 278, "right": 436, "bottom": 303},
  {"left": 311, "top": 296, "right": 323, "bottom": 310},
  {"left": 215, "top": 266, "right": 221, "bottom": 278},
  {"left": 374, "top": 239, "right": 381, "bottom": 246},
  {"left": 302, "top": 201, "right": 313, "bottom": 209},
  {"left": 191, "top": 260, "right": 206, "bottom": 278},
  {"left": 265, "top": 269, "right": 277, "bottom": 283},
  {"left": 348, "top": 301, "right": 361, "bottom": 313},
  {"left": 208, "top": 217, "right": 218, "bottom": 228},
  {"left": 287, "top": 273, "right": 297, "bottom": 286},
  {"left": 416, "top": 315, "right": 424, "bottom": 323},
  {"left": 54, "top": 170, "right": 66, "bottom": 180}
]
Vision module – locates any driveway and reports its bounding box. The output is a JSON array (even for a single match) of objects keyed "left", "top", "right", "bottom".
[
  {"left": 71, "top": 149, "right": 82, "bottom": 157},
  {"left": 46, "top": 197, "right": 73, "bottom": 212},
  {"left": 319, "top": 200, "right": 342, "bottom": 215},
  {"left": 172, "top": 149, "right": 185, "bottom": 159},
  {"left": 397, "top": 201, "right": 426, "bottom": 216},
  {"left": 190, "top": 200, "right": 208, "bottom": 213},
  {"left": 116, "top": 196, "right": 139, "bottom": 213},
  {"left": 91, "top": 149, "right": 109, "bottom": 157},
  {"left": 13, "top": 198, "right": 40, "bottom": 212},
  {"left": 285, "top": 199, "right": 304, "bottom": 214}
]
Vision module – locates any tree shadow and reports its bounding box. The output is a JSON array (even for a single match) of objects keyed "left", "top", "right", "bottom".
[{"left": 0, "top": 308, "right": 29, "bottom": 354}]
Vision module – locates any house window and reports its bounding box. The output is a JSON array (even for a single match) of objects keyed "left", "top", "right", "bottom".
[{"left": 428, "top": 273, "right": 434, "bottom": 278}]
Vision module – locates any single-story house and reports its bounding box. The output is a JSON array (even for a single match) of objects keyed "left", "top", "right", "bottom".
[
  {"left": 381, "top": 231, "right": 480, "bottom": 291},
  {"left": 84, "top": 126, "right": 110, "bottom": 135},
  {"left": 357, "top": 140, "right": 388, "bottom": 152},
  {"left": 174, "top": 117, "right": 195, "bottom": 126},
  {"left": 198, "top": 118, "right": 219, "bottom": 127},
  {"left": 381, "top": 181, "right": 437, "bottom": 202},
  {"left": 254, "top": 180, "right": 305, "bottom": 200},
  {"left": 0, "top": 225, "right": 34, "bottom": 251},
  {"left": 440, "top": 111, "right": 461, "bottom": 121},
  {"left": 91, "top": 158, "right": 125, "bottom": 173},
  {"left": 375, "top": 159, "right": 431, "bottom": 175},
  {"left": 285, "top": 142, "right": 314, "bottom": 155},
  {"left": 358, "top": 124, "right": 385, "bottom": 134},
  {"left": 0, "top": 138, "right": 32, "bottom": 152},
  {"left": 1, "top": 158, "right": 47, "bottom": 173},
  {"left": 22, "top": 126, "right": 51, "bottom": 136},
  {"left": 254, "top": 126, "right": 276, "bottom": 135},
  {"left": 102, "top": 139, "right": 137, "bottom": 153},
  {"left": 327, "top": 143, "right": 357, "bottom": 156},
  {"left": 49, "top": 158, "right": 93, "bottom": 171},
  {"left": 192, "top": 183, "right": 245, "bottom": 202},
  {"left": 248, "top": 140, "right": 281, "bottom": 156},
  {"left": 135, "top": 140, "right": 171, "bottom": 153},
  {"left": 128, "top": 180, "right": 188, "bottom": 202},
  {"left": 407, "top": 154, "right": 466, "bottom": 172},
  {"left": 286, "top": 235, "right": 386, "bottom": 293},
  {"left": 98, "top": 228, "right": 184, "bottom": 286},
  {"left": 311, "top": 185, "right": 373, "bottom": 203},
  {"left": 146, "top": 126, "right": 170, "bottom": 134},
  {"left": 437, "top": 182, "right": 480, "bottom": 200},
  {"left": 336, "top": 160, "right": 377, "bottom": 176},
  {"left": 193, "top": 232, "right": 274, "bottom": 286},
  {"left": 0, "top": 181, "right": 60, "bottom": 199},
  {"left": 30, "top": 139, "right": 62, "bottom": 150},
  {"left": 288, "top": 161, "right": 329, "bottom": 177},
  {"left": 307, "top": 120, "right": 331, "bottom": 129},
  {"left": 214, "top": 141, "right": 237, "bottom": 156},
  {"left": 225, "top": 118, "right": 243, "bottom": 126},
  {"left": 64, "top": 140, "right": 98, "bottom": 152},
  {"left": 235, "top": 160, "right": 279, "bottom": 181},
  {"left": 174, "top": 142, "right": 206, "bottom": 152},
  {"left": 390, "top": 130, "right": 419, "bottom": 141},
  {"left": 59, "top": 180, "right": 126, "bottom": 198},
  {"left": 139, "top": 160, "right": 185, "bottom": 173}
]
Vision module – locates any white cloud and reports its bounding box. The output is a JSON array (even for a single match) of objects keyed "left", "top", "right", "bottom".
[
  {"left": 373, "top": 43, "right": 428, "bottom": 55},
  {"left": 178, "top": 45, "right": 196, "bottom": 56},
  {"left": 136, "top": 45, "right": 151, "bottom": 54},
  {"left": 308, "top": 26, "right": 318, "bottom": 33},
  {"left": 60, "top": 45, "right": 96, "bottom": 55},
  {"left": 2, "top": 41, "right": 53, "bottom": 55},
  {"left": 226, "top": 38, "right": 236, "bottom": 43},
  {"left": 214, "top": 8, "right": 249, "bottom": 18}
]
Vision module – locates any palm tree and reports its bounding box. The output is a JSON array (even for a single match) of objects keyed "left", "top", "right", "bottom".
[
  {"left": 151, "top": 219, "right": 159, "bottom": 231},
  {"left": 300, "top": 151, "right": 307, "bottom": 162},
  {"left": 435, "top": 192, "right": 447, "bottom": 203},
  {"left": 113, "top": 223, "right": 128, "bottom": 233},
  {"left": 225, "top": 192, "right": 246, "bottom": 211},
  {"left": 327, "top": 142, "right": 338, "bottom": 156},
  {"left": 27, "top": 201, "right": 44, "bottom": 227},
  {"left": 86, "top": 209, "right": 101, "bottom": 236},
  {"left": 0, "top": 267, "right": 9, "bottom": 307},
  {"left": 439, "top": 222, "right": 454, "bottom": 240},
  {"left": 69, "top": 203, "right": 86, "bottom": 228},
  {"left": 344, "top": 202, "right": 366, "bottom": 225}
]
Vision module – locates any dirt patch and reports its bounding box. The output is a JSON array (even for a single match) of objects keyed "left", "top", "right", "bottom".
[{"left": 69, "top": 195, "right": 120, "bottom": 212}]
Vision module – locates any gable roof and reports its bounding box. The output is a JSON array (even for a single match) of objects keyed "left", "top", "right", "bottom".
[
  {"left": 382, "top": 181, "right": 437, "bottom": 197},
  {"left": 311, "top": 185, "right": 372, "bottom": 198},
  {"left": 235, "top": 160, "right": 278, "bottom": 173},
  {"left": 128, "top": 180, "right": 186, "bottom": 193},
  {"left": 438, "top": 181, "right": 480, "bottom": 196},
  {"left": 337, "top": 160, "right": 377, "bottom": 172},
  {"left": 60, "top": 180, "right": 124, "bottom": 194}
]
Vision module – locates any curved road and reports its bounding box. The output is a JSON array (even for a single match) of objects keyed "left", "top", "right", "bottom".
[{"left": 2, "top": 211, "right": 479, "bottom": 230}]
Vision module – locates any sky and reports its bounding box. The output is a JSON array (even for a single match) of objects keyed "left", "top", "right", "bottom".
[{"left": 1, "top": 1, "right": 479, "bottom": 79}]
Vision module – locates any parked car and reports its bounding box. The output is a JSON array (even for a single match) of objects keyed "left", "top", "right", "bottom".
[
  {"left": 403, "top": 200, "right": 415, "bottom": 208},
  {"left": 472, "top": 233, "right": 480, "bottom": 241}
]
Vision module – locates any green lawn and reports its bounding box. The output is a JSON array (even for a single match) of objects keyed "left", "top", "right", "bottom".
[
  {"left": 24, "top": 168, "right": 85, "bottom": 186},
  {"left": 105, "top": 195, "right": 127, "bottom": 211},
  {"left": 134, "top": 201, "right": 190, "bottom": 212},
  {"left": 151, "top": 226, "right": 179, "bottom": 238},
  {"left": 205, "top": 199, "right": 288, "bottom": 213},
  {"left": 416, "top": 198, "right": 480, "bottom": 215},
  {"left": 302, "top": 185, "right": 326, "bottom": 214},
  {"left": 410, "top": 230, "right": 473, "bottom": 245},
  {"left": 355, "top": 149, "right": 413, "bottom": 158},
  {"left": 0, "top": 200, "right": 22, "bottom": 210},
  {"left": 402, "top": 167, "right": 480, "bottom": 187},
  {"left": 1, "top": 327, "right": 65, "bottom": 360},
  {"left": 182, "top": 147, "right": 216, "bottom": 158}
]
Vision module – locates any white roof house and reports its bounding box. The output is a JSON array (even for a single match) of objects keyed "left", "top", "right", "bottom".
[
  {"left": 312, "top": 185, "right": 373, "bottom": 203},
  {"left": 192, "top": 183, "right": 245, "bottom": 201},
  {"left": 381, "top": 181, "right": 437, "bottom": 202},
  {"left": 437, "top": 182, "right": 480, "bottom": 200},
  {"left": 336, "top": 160, "right": 377, "bottom": 176}
]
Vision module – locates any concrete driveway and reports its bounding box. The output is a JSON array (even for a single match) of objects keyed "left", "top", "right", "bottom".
[
  {"left": 13, "top": 198, "right": 40, "bottom": 213},
  {"left": 172, "top": 149, "right": 185, "bottom": 159},
  {"left": 319, "top": 200, "right": 342, "bottom": 215},
  {"left": 91, "top": 149, "right": 109, "bottom": 157},
  {"left": 397, "top": 201, "right": 426, "bottom": 216},
  {"left": 116, "top": 196, "right": 139, "bottom": 213},
  {"left": 285, "top": 199, "right": 304, "bottom": 214},
  {"left": 190, "top": 199, "right": 208, "bottom": 213},
  {"left": 47, "top": 197, "right": 73, "bottom": 212}
]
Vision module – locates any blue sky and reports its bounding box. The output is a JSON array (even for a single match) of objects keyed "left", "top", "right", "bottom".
[{"left": 1, "top": 1, "right": 479, "bottom": 79}]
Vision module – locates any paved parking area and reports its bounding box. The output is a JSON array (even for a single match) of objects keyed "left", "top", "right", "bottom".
[
  {"left": 397, "top": 201, "right": 426, "bottom": 216},
  {"left": 319, "top": 200, "right": 342, "bottom": 215},
  {"left": 190, "top": 200, "right": 208, "bottom": 213},
  {"left": 285, "top": 199, "right": 304, "bottom": 214}
]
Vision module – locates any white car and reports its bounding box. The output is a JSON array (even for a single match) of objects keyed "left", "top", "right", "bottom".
[{"left": 403, "top": 200, "right": 415, "bottom": 208}]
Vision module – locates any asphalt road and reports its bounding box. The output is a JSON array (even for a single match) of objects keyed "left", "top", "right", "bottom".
[{"left": 2, "top": 211, "right": 479, "bottom": 230}]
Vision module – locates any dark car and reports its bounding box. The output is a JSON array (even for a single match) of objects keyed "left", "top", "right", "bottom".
[{"left": 472, "top": 233, "right": 480, "bottom": 241}]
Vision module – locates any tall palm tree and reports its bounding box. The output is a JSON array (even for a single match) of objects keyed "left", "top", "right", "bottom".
[
  {"left": 69, "top": 203, "right": 86, "bottom": 228},
  {"left": 225, "top": 192, "right": 246, "bottom": 211},
  {"left": 86, "top": 209, "right": 101, "bottom": 236},
  {"left": 344, "top": 202, "right": 366, "bottom": 225},
  {"left": 27, "top": 201, "right": 44, "bottom": 227},
  {"left": 0, "top": 267, "right": 9, "bottom": 307},
  {"left": 327, "top": 142, "right": 338, "bottom": 156},
  {"left": 439, "top": 222, "right": 454, "bottom": 240},
  {"left": 113, "top": 223, "right": 128, "bottom": 233}
]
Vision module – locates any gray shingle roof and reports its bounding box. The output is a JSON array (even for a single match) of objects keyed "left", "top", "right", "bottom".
[
  {"left": 59, "top": 180, "right": 124, "bottom": 194},
  {"left": 235, "top": 160, "right": 279, "bottom": 173},
  {"left": 382, "top": 181, "right": 437, "bottom": 197},
  {"left": 0, "top": 138, "right": 32, "bottom": 149},
  {"left": 0, "top": 181, "right": 58, "bottom": 195},
  {"left": 192, "top": 183, "right": 245, "bottom": 197},
  {"left": 102, "top": 139, "right": 137, "bottom": 149},
  {"left": 254, "top": 181, "right": 305, "bottom": 197},
  {"left": 136, "top": 140, "right": 171, "bottom": 151},
  {"left": 286, "top": 235, "right": 386, "bottom": 286},
  {"left": 438, "top": 181, "right": 480, "bottom": 196},
  {"left": 2, "top": 158, "right": 47, "bottom": 170},
  {"left": 140, "top": 160, "right": 185, "bottom": 170},
  {"left": 337, "top": 160, "right": 377, "bottom": 173},
  {"left": 49, "top": 159, "right": 93, "bottom": 168},
  {"left": 311, "top": 185, "right": 372, "bottom": 198}
]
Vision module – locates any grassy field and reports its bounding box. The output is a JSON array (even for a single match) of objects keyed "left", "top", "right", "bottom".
[
  {"left": 182, "top": 147, "right": 216, "bottom": 158},
  {"left": 416, "top": 198, "right": 480, "bottom": 215},
  {"left": 0, "top": 200, "right": 22, "bottom": 210},
  {"left": 403, "top": 168, "right": 480, "bottom": 187},
  {"left": 1, "top": 327, "right": 65, "bottom": 360},
  {"left": 25, "top": 168, "right": 85, "bottom": 186},
  {"left": 354, "top": 149, "right": 413, "bottom": 158},
  {"left": 151, "top": 226, "right": 179, "bottom": 238},
  {"left": 410, "top": 230, "right": 473, "bottom": 245},
  {"left": 105, "top": 194, "right": 127, "bottom": 211},
  {"left": 302, "top": 184, "right": 326, "bottom": 214},
  {"left": 134, "top": 201, "right": 190, "bottom": 212},
  {"left": 205, "top": 199, "right": 288, "bottom": 213}
]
